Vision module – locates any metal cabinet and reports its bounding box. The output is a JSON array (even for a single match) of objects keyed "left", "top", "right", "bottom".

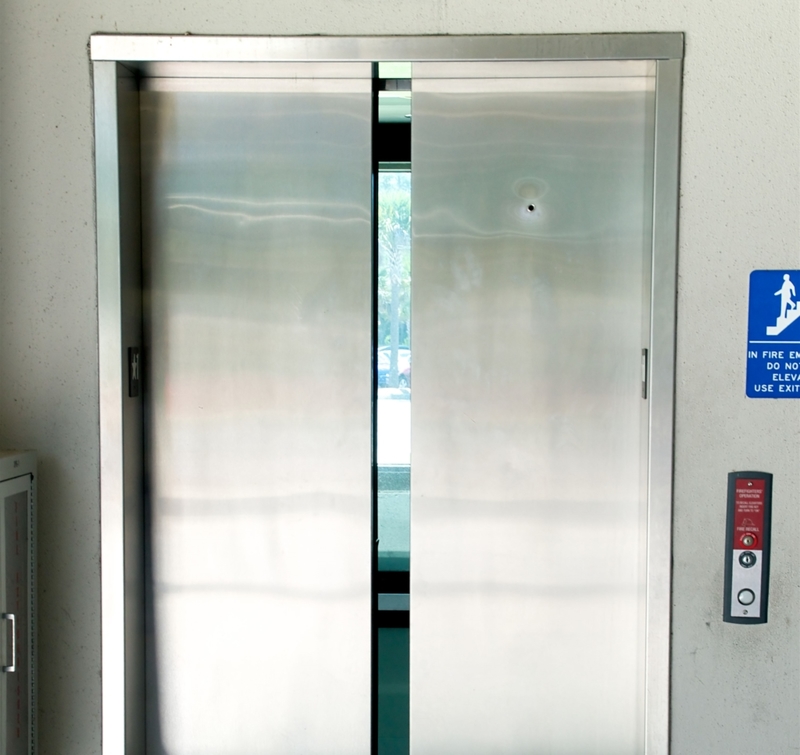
[{"left": 0, "top": 452, "right": 36, "bottom": 754}]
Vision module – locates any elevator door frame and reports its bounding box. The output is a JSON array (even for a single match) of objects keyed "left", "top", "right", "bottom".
[{"left": 92, "top": 33, "right": 683, "bottom": 755}]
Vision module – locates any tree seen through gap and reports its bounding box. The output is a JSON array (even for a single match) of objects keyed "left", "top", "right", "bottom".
[{"left": 378, "top": 172, "right": 411, "bottom": 386}]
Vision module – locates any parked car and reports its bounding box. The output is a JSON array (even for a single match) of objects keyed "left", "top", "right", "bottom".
[
  {"left": 377, "top": 346, "right": 410, "bottom": 372},
  {"left": 377, "top": 346, "right": 410, "bottom": 387}
]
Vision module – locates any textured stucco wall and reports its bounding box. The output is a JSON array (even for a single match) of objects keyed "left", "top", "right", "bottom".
[{"left": 0, "top": 1, "right": 798, "bottom": 753}]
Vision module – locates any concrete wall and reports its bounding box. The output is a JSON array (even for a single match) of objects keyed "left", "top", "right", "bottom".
[{"left": 0, "top": 0, "right": 798, "bottom": 752}]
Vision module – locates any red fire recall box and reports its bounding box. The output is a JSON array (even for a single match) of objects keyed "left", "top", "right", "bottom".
[{"left": 724, "top": 471, "right": 773, "bottom": 624}]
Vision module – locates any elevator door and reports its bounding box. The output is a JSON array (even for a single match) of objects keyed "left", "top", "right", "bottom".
[
  {"left": 410, "top": 61, "right": 655, "bottom": 754},
  {"left": 140, "top": 67, "right": 373, "bottom": 755},
  {"left": 138, "top": 57, "right": 663, "bottom": 755}
]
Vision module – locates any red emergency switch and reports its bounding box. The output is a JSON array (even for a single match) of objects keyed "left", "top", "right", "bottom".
[{"left": 740, "top": 533, "right": 757, "bottom": 548}]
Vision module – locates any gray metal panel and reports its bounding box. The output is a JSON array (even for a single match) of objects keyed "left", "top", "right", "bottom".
[
  {"left": 0, "top": 466, "right": 35, "bottom": 755},
  {"left": 94, "top": 61, "right": 146, "bottom": 755},
  {"left": 142, "top": 78, "right": 371, "bottom": 93},
  {"left": 2, "top": 484, "right": 30, "bottom": 755},
  {"left": 410, "top": 70, "right": 655, "bottom": 753},
  {"left": 89, "top": 33, "right": 685, "bottom": 64},
  {"left": 413, "top": 59, "right": 655, "bottom": 78},
  {"left": 143, "top": 61, "right": 372, "bottom": 78},
  {"left": 93, "top": 61, "right": 129, "bottom": 755},
  {"left": 140, "top": 82, "right": 372, "bottom": 754},
  {"left": 414, "top": 77, "right": 655, "bottom": 93},
  {"left": 0, "top": 452, "right": 37, "bottom": 755},
  {"left": 646, "top": 58, "right": 682, "bottom": 755},
  {"left": 116, "top": 67, "right": 147, "bottom": 755}
]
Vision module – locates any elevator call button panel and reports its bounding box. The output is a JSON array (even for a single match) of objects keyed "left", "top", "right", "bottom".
[{"left": 723, "top": 471, "right": 772, "bottom": 624}]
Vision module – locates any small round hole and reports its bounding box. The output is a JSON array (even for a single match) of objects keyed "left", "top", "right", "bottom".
[{"left": 526, "top": 204, "right": 535, "bottom": 213}]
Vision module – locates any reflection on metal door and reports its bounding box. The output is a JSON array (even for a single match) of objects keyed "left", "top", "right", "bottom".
[
  {"left": 410, "top": 61, "right": 655, "bottom": 754},
  {"left": 140, "top": 66, "right": 373, "bottom": 755}
]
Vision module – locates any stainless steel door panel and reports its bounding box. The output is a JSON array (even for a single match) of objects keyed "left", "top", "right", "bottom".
[
  {"left": 141, "top": 85, "right": 372, "bottom": 754},
  {"left": 410, "top": 71, "right": 653, "bottom": 754}
]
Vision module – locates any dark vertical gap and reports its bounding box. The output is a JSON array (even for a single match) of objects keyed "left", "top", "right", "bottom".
[
  {"left": 138, "top": 80, "right": 166, "bottom": 754},
  {"left": 135, "top": 80, "right": 152, "bottom": 755},
  {"left": 370, "top": 62, "right": 381, "bottom": 755}
]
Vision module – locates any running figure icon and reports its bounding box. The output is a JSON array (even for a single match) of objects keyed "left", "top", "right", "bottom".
[
  {"left": 775, "top": 274, "right": 796, "bottom": 319},
  {"left": 766, "top": 273, "right": 800, "bottom": 336}
]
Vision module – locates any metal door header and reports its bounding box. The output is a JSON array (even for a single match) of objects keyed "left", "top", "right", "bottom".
[{"left": 90, "top": 33, "right": 684, "bottom": 65}]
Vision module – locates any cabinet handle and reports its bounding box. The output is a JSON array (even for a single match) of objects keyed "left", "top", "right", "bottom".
[{"left": 2, "top": 613, "right": 15, "bottom": 673}]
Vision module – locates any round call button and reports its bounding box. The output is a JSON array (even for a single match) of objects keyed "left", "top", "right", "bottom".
[{"left": 737, "top": 589, "right": 756, "bottom": 606}]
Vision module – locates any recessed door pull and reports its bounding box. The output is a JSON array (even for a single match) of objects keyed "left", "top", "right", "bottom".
[
  {"left": 2, "top": 613, "right": 16, "bottom": 673},
  {"left": 641, "top": 348, "right": 649, "bottom": 399}
]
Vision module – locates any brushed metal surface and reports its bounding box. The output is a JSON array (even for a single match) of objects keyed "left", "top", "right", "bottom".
[
  {"left": 89, "top": 33, "right": 685, "bottom": 64},
  {"left": 93, "top": 61, "right": 129, "bottom": 755},
  {"left": 117, "top": 68, "right": 147, "bottom": 755},
  {"left": 413, "top": 77, "right": 655, "bottom": 94},
  {"left": 140, "top": 81, "right": 372, "bottom": 754},
  {"left": 411, "top": 60, "right": 655, "bottom": 79},
  {"left": 645, "top": 58, "right": 682, "bottom": 755},
  {"left": 410, "top": 65, "right": 655, "bottom": 754},
  {"left": 94, "top": 61, "right": 146, "bottom": 755},
  {"left": 144, "top": 61, "right": 372, "bottom": 79},
  {"left": 142, "top": 78, "right": 372, "bottom": 93}
]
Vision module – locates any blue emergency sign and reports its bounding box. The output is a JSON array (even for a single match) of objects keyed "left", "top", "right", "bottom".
[{"left": 746, "top": 270, "right": 800, "bottom": 398}]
